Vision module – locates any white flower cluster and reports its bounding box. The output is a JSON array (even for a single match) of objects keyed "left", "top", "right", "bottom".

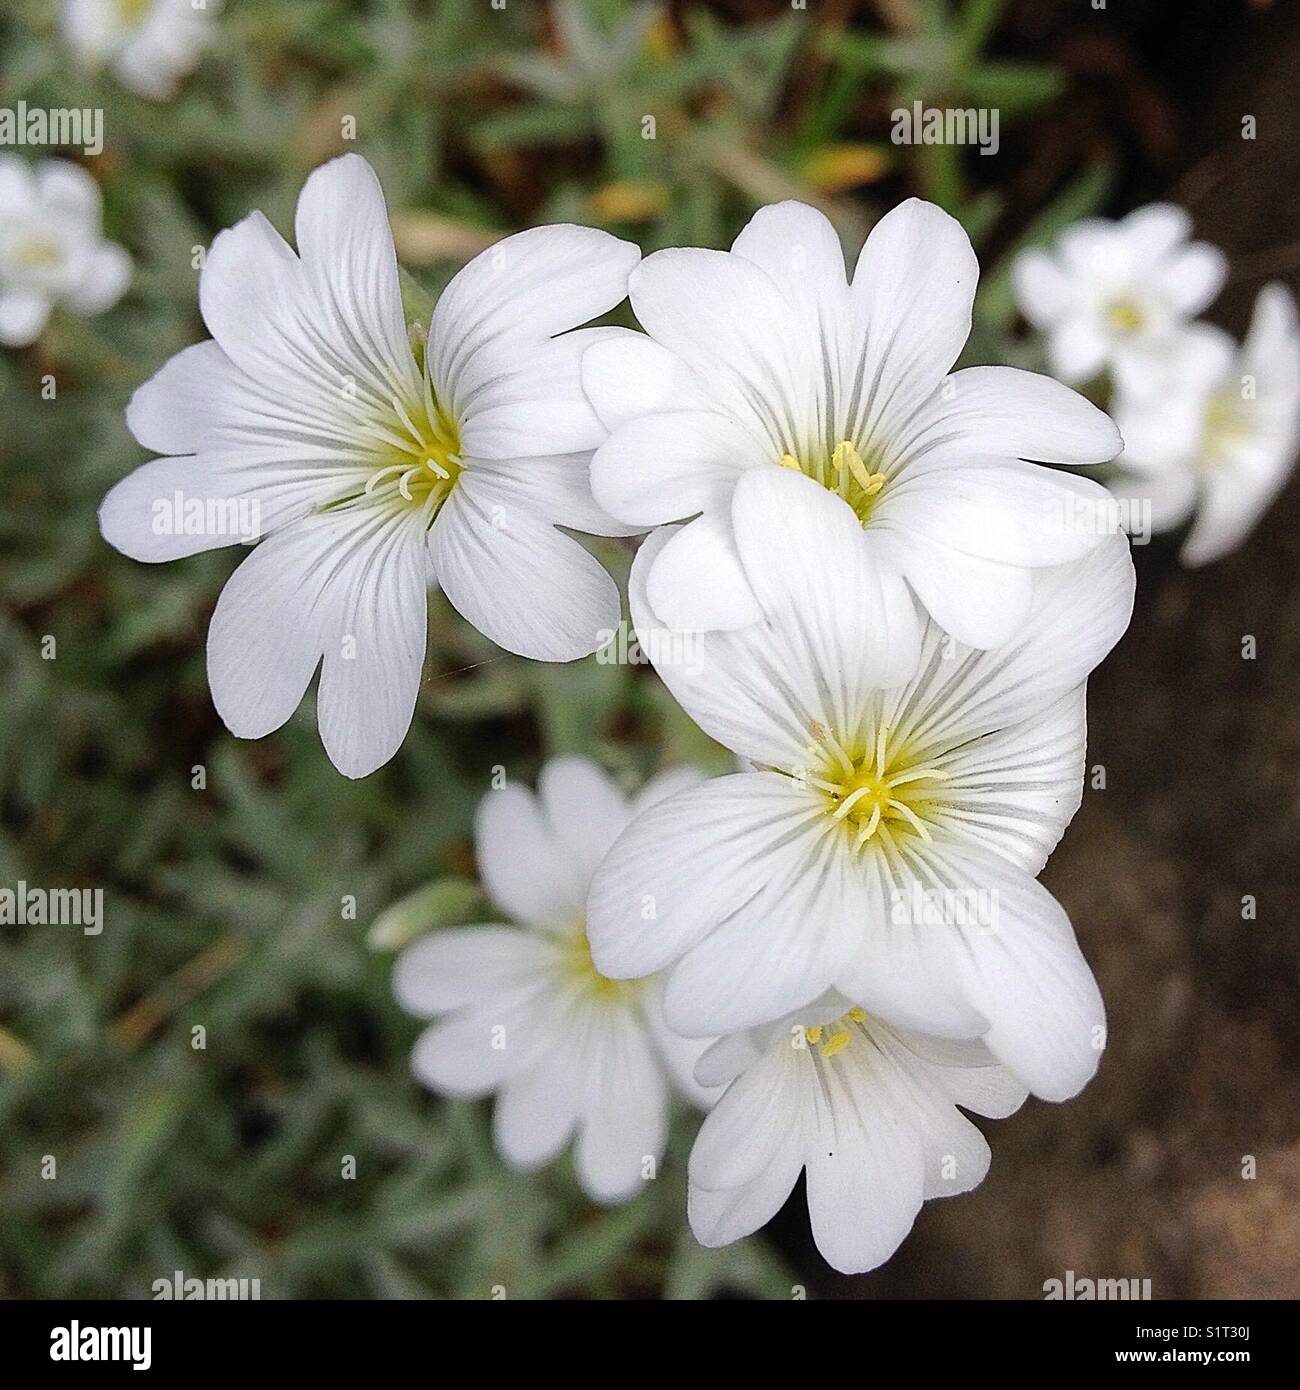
[
  {"left": 0, "top": 156, "right": 130, "bottom": 346},
  {"left": 1014, "top": 204, "right": 1300, "bottom": 565},
  {"left": 1, "top": 1, "right": 223, "bottom": 348},
  {"left": 100, "top": 155, "right": 1140, "bottom": 1274},
  {"left": 60, "top": 0, "right": 220, "bottom": 102}
]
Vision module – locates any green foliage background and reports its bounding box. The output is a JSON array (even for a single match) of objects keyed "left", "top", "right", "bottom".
[{"left": 0, "top": 0, "right": 1110, "bottom": 1298}]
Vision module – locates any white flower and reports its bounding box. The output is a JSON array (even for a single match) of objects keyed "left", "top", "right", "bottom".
[
  {"left": 587, "top": 468, "right": 1135, "bottom": 1101},
  {"left": 1107, "top": 284, "right": 1300, "bottom": 566},
  {"left": 1013, "top": 202, "right": 1227, "bottom": 393},
  {"left": 688, "top": 994, "right": 1027, "bottom": 1275},
  {"left": 99, "top": 154, "right": 640, "bottom": 778},
  {"left": 0, "top": 156, "right": 130, "bottom": 347},
  {"left": 393, "top": 757, "right": 717, "bottom": 1205},
  {"left": 60, "top": 0, "right": 219, "bottom": 101},
  {"left": 582, "top": 198, "right": 1121, "bottom": 660}
]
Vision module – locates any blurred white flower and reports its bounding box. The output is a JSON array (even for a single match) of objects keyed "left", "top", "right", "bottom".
[
  {"left": 100, "top": 154, "right": 639, "bottom": 778},
  {"left": 60, "top": 0, "right": 219, "bottom": 101},
  {"left": 394, "top": 758, "right": 717, "bottom": 1205},
  {"left": 1013, "top": 202, "right": 1227, "bottom": 394},
  {"left": 587, "top": 468, "right": 1135, "bottom": 1100},
  {"left": 1107, "top": 284, "right": 1300, "bottom": 567},
  {"left": 583, "top": 199, "right": 1121, "bottom": 659},
  {"left": 0, "top": 156, "right": 130, "bottom": 347},
  {"left": 688, "top": 994, "right": 1026, "bottom": 1275}
]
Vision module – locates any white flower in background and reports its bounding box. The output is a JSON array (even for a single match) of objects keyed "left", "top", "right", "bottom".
[
  {"left": 0, "top": 156, "right": 130, "bottom": 347},
  {"left": 60, "top": 0, "right": 219, "bottom": 101},
  {"left": 582, "top": 199, "right": 1121, "bottom": 662},
  {"left": 393, "top": 758, "right": 717, "bottom": 1205},
  {"left": 1107, "top": 284, "right": 1300, "bottom": 567},
  {"left": 99, "top": 154, "right": 640, "bottom": 778},
  {"left": 587, "top": 469, "right": 1135, "bottom": 1101},
  {"left": 689, "top": 994, "right": 1027, "bottom": 1274},
  {"left": 1013, "top": 202, "right": 1227, "bottom": 394}
]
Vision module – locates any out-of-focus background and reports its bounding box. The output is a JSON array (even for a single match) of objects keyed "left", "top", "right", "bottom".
[{"left": 1, "top": 0, "right": 1297, "bottom": 1300}]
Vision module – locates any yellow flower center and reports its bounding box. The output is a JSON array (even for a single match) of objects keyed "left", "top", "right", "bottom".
[
  {"left": 779, "top": 439, "right": 887, "bottom": 526},
  {"left": 364, "top": 389, "right": 462, "bottom": 512},
  {"left": 560, "top": 924, "right": 641, "bottom": 1005},
  {"left": 1105, "top": 299, "right": 1146, "bottom": 335},
  {"left": 803, "top": 1006, "right": 867, "bottom": 1058},
  {"left": 321, "top": 374, "right": 464, "bottom": 524},
  {"left": 115, "top": 0, "right": 154, "bottom": 28},
  {"left": 1200, "top": 390, "right": 1250, "bottom": 468},
  {"left": 9, "top": 236, "right": 62, "bottom": 271},
  {"left": 802, "top": 723, "right": 948, "bottom": 851}
]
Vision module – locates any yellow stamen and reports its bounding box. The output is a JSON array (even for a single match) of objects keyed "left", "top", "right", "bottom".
[
  {"left": 886, "top": 798, "right": 932, "bottom": 841},
  {"left": 812, "top": 725, "right": 950, "bottom": 849},
  {"left": 854, "top": 802, "right": 882, "bottom": 847},
  {"left": 331, "top": 382, "right": 463, "bottom": 523},
  {"left": 780, "top": 438, "right": 888, "bottom": 524},
  {"left": 834, "top": 440, "right": 886, "bottom": 497},
  {"left": 832, "top": 785, "right": 873, "bottom": 821},
  {"left": 820, "top": 1029, "right": 851, "bottom": 1058},
  {"left": 799, "top": 1006, "right": 870, "bottom": 1060}
]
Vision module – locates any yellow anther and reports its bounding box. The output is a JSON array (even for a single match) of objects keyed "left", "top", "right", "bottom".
[
  {"left": 832, "top": 440, "right": 887, "bottom": 498},
  {"left": 800, "top": 1008, "right": 867, "bottom": 1058},
  {"left": 818, "top": 726, "right": 947, "bottom": 849},
  {"left": 778, "top": 439, "right": 887, "bottom": 524},
  {"left": 820, "top": 1029, "right": 851, "bottom": 1059}
]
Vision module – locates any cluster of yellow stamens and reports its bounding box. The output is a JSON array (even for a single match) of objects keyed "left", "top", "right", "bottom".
[
  {"left": 779, "top": 439, "right": 887, "bottom": 525},
  {"left": 801, "top": 724, "right": 948, "bottom": 850},
  {"left": 804, "top": 1007, "right": 867, "bottom": 1058},
  {"left": 362, "top": 388, "right": 463, "bottom": 514},
  {"left": 324, "top": 370, "right": 465, "bottom": 524}
]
